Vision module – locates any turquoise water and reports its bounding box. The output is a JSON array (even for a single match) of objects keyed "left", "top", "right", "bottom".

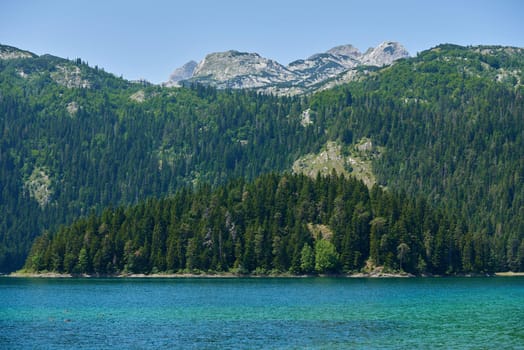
[{"left": 1, "top": 277, "right": 523, "bottom": 349}]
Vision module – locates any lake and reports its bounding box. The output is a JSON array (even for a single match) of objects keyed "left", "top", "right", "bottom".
[{"left": 1, "top": 277, "right": 523, "bottom": 349}]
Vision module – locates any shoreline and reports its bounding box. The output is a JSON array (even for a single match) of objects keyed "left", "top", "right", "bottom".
[
  {"left": 7, "top": 271, "right": 415, "bottom": 278},
  {"left": 7, "top": 271, "right": 523, "bottom": 279}
]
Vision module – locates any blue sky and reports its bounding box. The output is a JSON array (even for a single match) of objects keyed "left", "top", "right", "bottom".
[{"left": 1, "top": 0, "right": 523, "bottom": 83}]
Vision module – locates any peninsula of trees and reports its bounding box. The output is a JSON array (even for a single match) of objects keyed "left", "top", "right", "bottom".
[{"left": 24, "top": 173, "right": 514, "bottom": 275}]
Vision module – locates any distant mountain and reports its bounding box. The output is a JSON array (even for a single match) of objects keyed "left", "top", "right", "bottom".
[
  {"left": 360, "top": 41, "right": 409, "bottom": 66},
  {"left": 0, "top": 44, "right": 36, "bottom": 60},
  {"left": 166, "top": 41, "right": 410, "bottom": 94},
  {"left": 166, "top": 60, "right": 197, "bottom": 86},
  {"left": 183, "top": 50, "right": 296, "bottom": 89}
]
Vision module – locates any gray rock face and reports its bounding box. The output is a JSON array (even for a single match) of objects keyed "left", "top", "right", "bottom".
[
  {"left": 360, "top": 41, "right": 410, "bottom": 66},
  {"left": 287, "top": 50, "right": 360, "bottom": 88},
  {"left": 167, "top": 60, "right": 197, "bottom": 86},
  {"left": 326, "top": 44, "right": 362, "bottom": 59},
  {"left": 190, "top": 50, "right": 296, "bottom": 89},
  {"left": 50, "top": 65, "right": 91, "bottom": 89},
  {"left": 166, "top": 41, "right": 410, "bottom": 94},
  {"left": 0, "top": 44, "right": 36, "bottom": 60}
]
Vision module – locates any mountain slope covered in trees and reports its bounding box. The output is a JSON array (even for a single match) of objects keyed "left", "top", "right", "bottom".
[
  {"left": 1, "top": 43, "right": 524, "bottom": 273},
  {"left": 310, "top": 45, "right": 524, "bottom": 271},
  {"left": 0, "top": 47, "right": 322, "bottom": 271}
]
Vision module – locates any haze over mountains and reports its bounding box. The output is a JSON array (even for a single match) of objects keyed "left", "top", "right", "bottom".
[{"left": 166, "top": 41, "right": 410, "bottom": 94}]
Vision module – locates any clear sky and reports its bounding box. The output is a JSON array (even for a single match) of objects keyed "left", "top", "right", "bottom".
[{"left": 1, "top": 0, "right": 523, "bottom": 83}]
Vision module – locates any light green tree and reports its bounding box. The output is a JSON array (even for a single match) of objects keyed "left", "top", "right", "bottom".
[
  {"left": 315, "top": 240, "right": 339, "bottom": 273},
  {"left": 77, "top": 247, "right": 89, "bottom": 273},
  {"left": 300, "top": 243, "right": 314, "bottom": 273}
]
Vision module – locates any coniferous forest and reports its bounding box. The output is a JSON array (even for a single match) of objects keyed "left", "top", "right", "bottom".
[
  {"left": 1, "top": 43, "right": 524, "bottom": 274},
  {"left": 25, "top": 173, "right": 471, "bottom": 275}
]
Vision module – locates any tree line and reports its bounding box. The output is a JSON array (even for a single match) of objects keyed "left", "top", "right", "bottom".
[{"left": 25, "top": 173, "right": 523, "bottom": 275}]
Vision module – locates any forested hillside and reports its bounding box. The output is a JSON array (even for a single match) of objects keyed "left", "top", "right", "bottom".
[
  {"left": 1, "top": 43, "right": 524, "bottom": 273},
  {"left": 310, "top": 45, "right": 524, "bottom": 271},
  {"left": 25, "top": 173, "right": 482, "bottom": 275},
  {"left": 0, "top": 50, "right": 322, "bottom": 271}
]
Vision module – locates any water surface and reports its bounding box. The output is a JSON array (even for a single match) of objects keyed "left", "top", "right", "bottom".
[{"left": 1, "top": 277, "right": 523, "bottom": 349}]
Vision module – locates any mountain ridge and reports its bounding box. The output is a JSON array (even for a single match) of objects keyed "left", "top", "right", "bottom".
[
  {"left": 0, "top": 44, "right": 36, "bottom": 60},
  {"left": 166, "top": 41, "right": 410, "bottom": 94}
]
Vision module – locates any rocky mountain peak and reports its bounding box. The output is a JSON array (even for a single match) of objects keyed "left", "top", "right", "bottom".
[
  {"left": 0, "top": 44, "right": 36, "bottom": 60},
  {"left": 166, "top": 41, "right": 410, "bottom": 94},
  {"left": 188, "top": 50, "right": 294, "bottom": 89},
  {"left": 194, "top": 51, "right": 289, "bottom": 77},
  {"left": 326, "top": 44, "right": 362, "bottom": 58},
  {"left": 168, "top": 60, "right": 197, "bottom": 85},
  {"left": 361, "top": 41, "right": 409, "bottom": 66}
]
